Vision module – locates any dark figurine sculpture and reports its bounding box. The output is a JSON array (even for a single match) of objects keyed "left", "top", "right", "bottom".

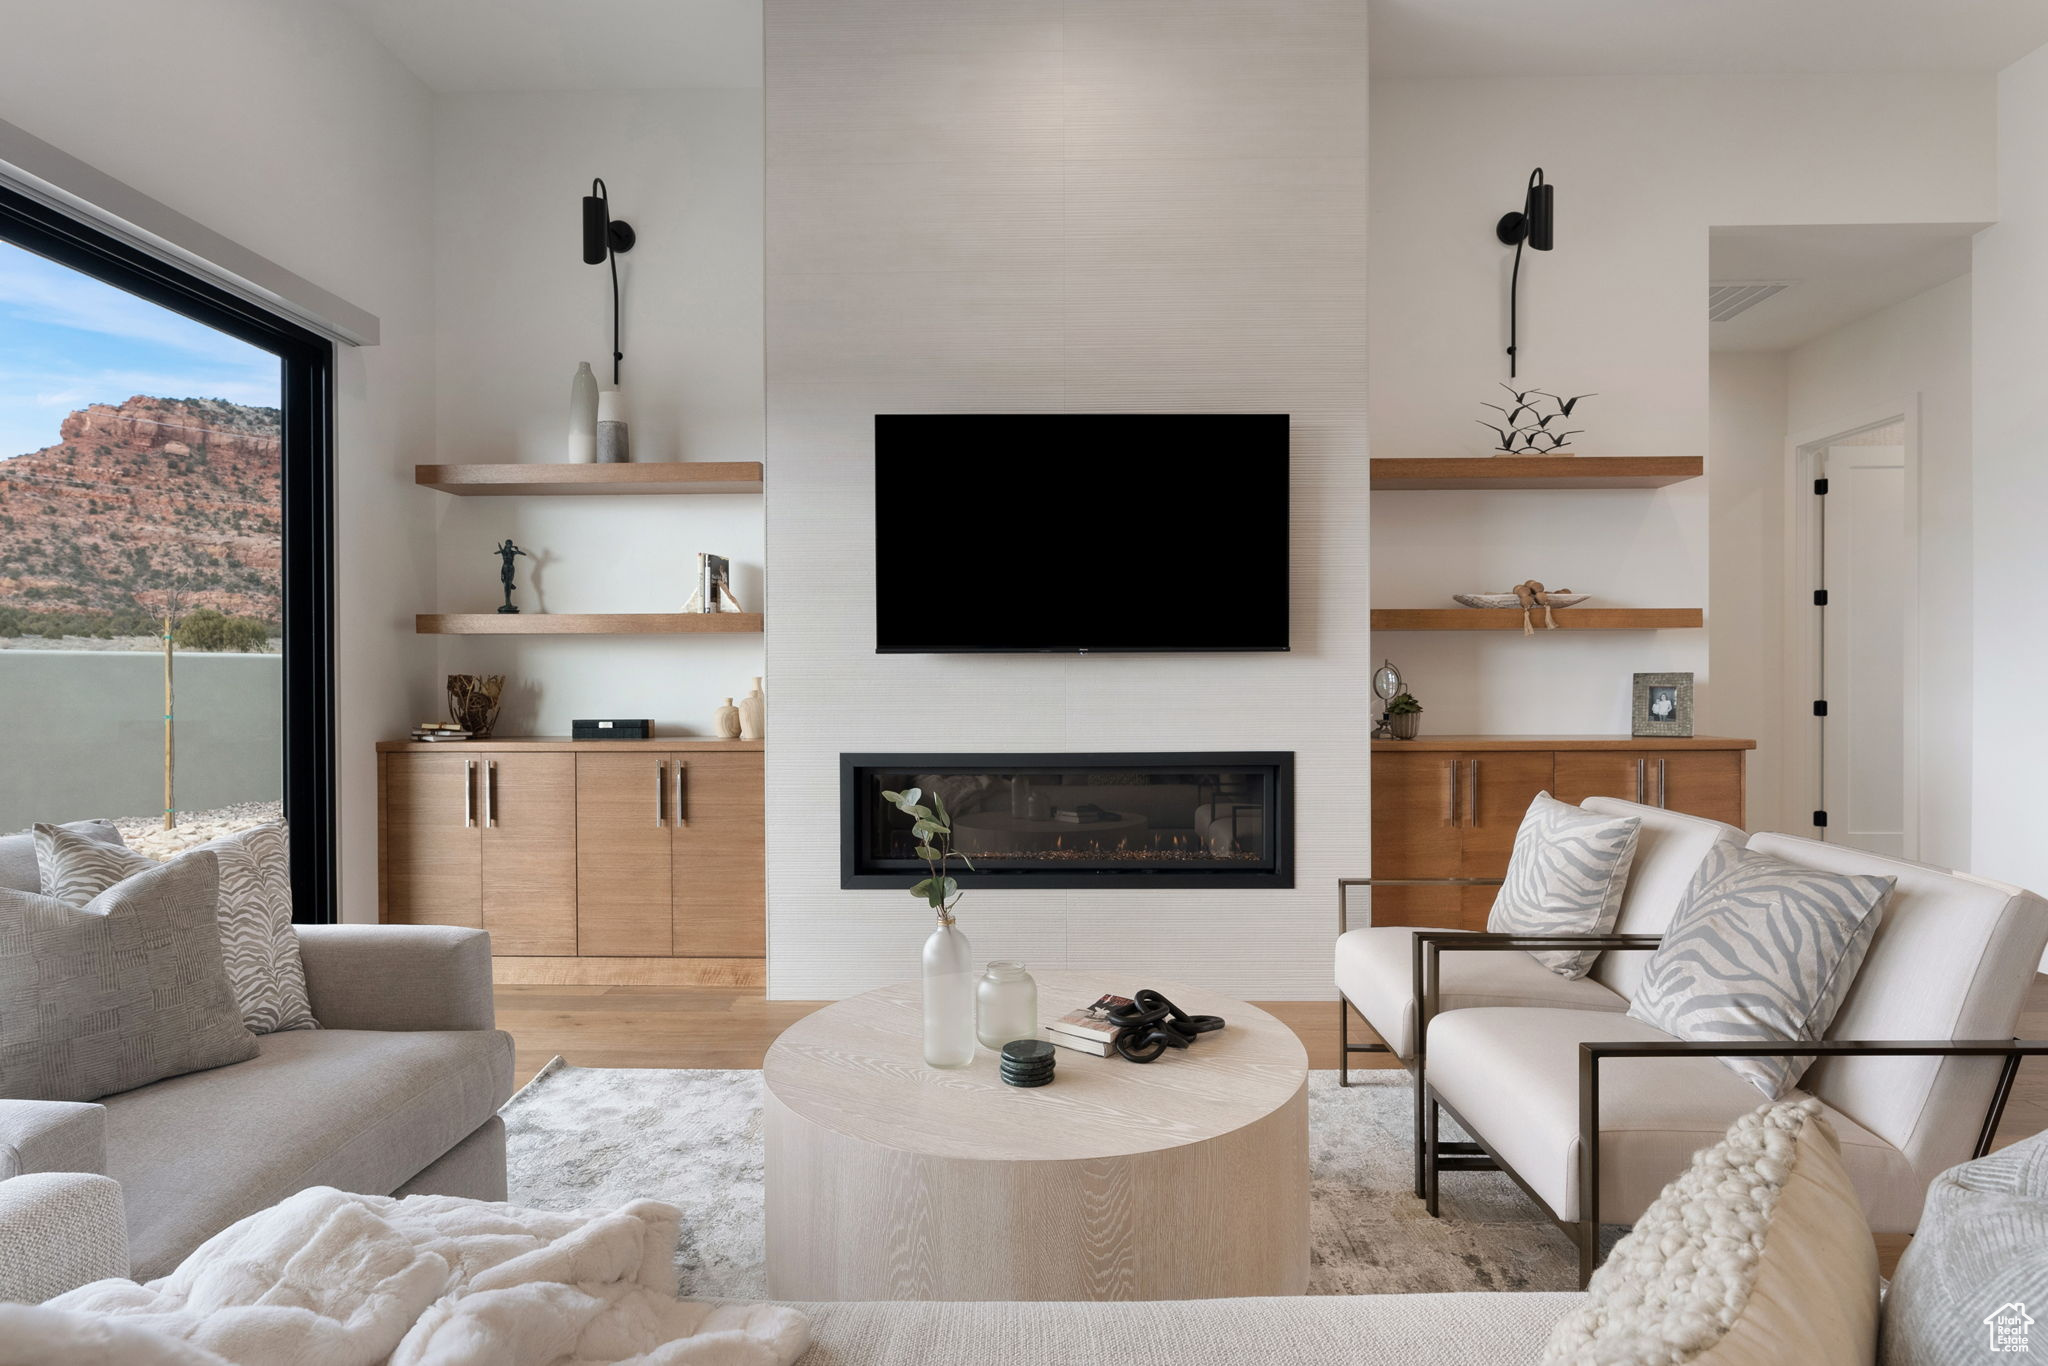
[{"left": 494, "top": 538, "right": 529, "bottom": 614}]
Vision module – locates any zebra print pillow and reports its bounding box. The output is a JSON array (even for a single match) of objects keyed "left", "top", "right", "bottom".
[
  {"left": 1487, "top": 792, "right": 1642, "bottom": 978},
  {"left": 34, "top": 822, "right": 317, "bottom": 1034},
  {"left": 1627, "top": 840, "right": 1894, "bottom": 1098}
]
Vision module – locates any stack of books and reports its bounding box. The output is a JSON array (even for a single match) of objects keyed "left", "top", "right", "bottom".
[
  {"left": 1043, "top": 993, "right": 1133, "bottom": 1057},
  {"left": 410, "top": 723, "right": 472, "bottom": 742},
  {"left": 1053, "top": 804, "right": 1115, "bottom": 824}
]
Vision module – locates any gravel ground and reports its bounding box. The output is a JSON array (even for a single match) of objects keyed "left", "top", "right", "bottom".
[{"left": 113, "top": 801, "right": 283, "bottom": 859}]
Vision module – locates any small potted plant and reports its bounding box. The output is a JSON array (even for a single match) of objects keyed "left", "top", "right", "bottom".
[
  {"left": 1385, "top": 692, "right": 1424, "bottom": 740},
  {"left": 880, "top": 786, "right": 979, "bottom": 1069}
]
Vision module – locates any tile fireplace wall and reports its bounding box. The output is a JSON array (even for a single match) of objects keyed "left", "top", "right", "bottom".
[{"left": 763, "top": 0, "right": 1372, "bottom": 998}]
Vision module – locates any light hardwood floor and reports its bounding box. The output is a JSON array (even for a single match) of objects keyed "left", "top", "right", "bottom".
[{"left": 495, "top": 974, "right": 2048, "bottom": 1280}]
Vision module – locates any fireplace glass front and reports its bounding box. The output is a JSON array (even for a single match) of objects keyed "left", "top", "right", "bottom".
[{"left": 841, "top": 752, "right": 1293, "bottom": 889}]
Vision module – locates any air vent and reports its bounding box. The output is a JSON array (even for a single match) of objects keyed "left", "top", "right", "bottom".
[{"left": 1708, "top": 280, "right": 1795, "bottom": 322}]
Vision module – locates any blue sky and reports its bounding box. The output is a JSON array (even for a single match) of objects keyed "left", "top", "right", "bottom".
[{"left": 0, "top": 240, "right": 278, "bottom": 461}]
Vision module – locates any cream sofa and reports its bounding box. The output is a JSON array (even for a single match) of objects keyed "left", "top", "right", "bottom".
[
  {"left": 0, "top": 825, "right": 515, "bottom": 1288},
  {"left": 1336, "top": 798, "right": 2048, "bottom": 1285}
]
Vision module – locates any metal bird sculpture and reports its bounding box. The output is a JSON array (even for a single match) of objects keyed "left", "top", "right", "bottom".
[{"left": 1533, "top": 390, "right": 1597, "bottom": 418}]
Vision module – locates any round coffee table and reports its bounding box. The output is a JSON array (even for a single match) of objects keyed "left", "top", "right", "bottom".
[{"left": 762, "top": 973, "right": 1308, "bottom": 1302}]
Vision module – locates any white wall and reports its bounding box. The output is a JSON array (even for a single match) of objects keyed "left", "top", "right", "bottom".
[
  {"left": 1973, "top": 44, "right": 2048, "bottom": 923},
  {"left": 430, "top": 91, "right": 765, "bottom": 736},
  {"left": 763, "top": 0, "right": 1372, "bottom": 999},
  {"left": 0, "top": 0, "right": 437, "bottom": 920},
  {"left": 1708, "top": 275, "right": 1973, "bottom": 855},
  {"left": 1370, "top": 75, "right": 1995, "bottom": 748},
  {"left": 1706, "top": 350, "right": 1788, "bottom": 830},
  {"left": 1784, "top": 276, "right": 1972, "bottom": 864}
]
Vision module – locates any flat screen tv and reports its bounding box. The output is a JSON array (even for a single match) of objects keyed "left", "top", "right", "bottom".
[{"left": 874, "top": 413, "right": 1289, "bottom": 653}]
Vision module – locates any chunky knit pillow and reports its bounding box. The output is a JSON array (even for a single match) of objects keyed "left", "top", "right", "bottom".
[
  {"left": 1543, "top": 1100, "right": 1877, "bottom": 1366},
  {"left": 1488, "top": 792, "right": 1641, "bottom": 979},
  {"left": 34, "top": 822, "right": 316, "bottom": 1034}
]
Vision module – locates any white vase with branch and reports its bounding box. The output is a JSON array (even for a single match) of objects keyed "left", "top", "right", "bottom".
[{"left": 882, "top": 785, "right": 978, "bottom": 1069}]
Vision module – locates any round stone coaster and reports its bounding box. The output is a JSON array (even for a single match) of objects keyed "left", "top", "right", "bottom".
[
  {"left": 1001, "top": 1039, "right": 1056, "bottom": 1065},
  {"left": 1000, "top": 1070, "right": 1054, "bottom": 1088}
]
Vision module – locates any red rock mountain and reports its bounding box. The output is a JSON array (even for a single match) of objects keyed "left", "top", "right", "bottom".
[{"left": 0, "top": 396, "right": 281, "bottom": 622}]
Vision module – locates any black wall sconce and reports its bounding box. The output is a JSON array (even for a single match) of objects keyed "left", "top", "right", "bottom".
[
  {"left": 582, "top": 178, "right": 636, "bottom": 384},
  {"left": 1495, "top": 167, "right": 1554, "bottom": 378}
]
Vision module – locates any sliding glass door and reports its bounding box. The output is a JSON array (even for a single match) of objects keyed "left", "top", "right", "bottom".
[{"left": 0, "top": 184, "right": 334, "bottom": 916}]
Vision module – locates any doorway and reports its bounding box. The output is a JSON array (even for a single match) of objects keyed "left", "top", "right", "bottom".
[{"left": 1796, "top": 418, "right": 1915, "bottom": 857}]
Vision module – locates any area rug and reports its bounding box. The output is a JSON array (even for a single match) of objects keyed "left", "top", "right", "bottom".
[{"left": 501, "top": 1061, "right": 1613, "bottom": 1298}]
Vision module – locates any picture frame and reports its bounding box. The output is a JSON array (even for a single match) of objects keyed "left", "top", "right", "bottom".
[{"left": 1632, "top": 671, "right": 1694, "bottom": 738}]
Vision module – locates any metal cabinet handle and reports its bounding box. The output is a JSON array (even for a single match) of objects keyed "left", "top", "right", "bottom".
[
  {"left": 485, "top": 760, "right": 497, "bottom": 828},
  {"left": 655, "top": 761, "right": 668, "bottom": 827},
  {"left": 464, "top": 759, "right": 476, "bottom": 829},
  {"left": 1634, "top": 758, "right": 1646, "bottom": 804},
  {"left": 1445, "top": 759, "right": 1459, "bottom": 825},
  {"left": 1467, "top": 760, "right": 1481, "bottom": 827},
  {"left": 1656, "top": 758, "right": 1668, "bottom": 809},
  {"left": 674, "top": 761, "right": 688, "bottom": 827}
]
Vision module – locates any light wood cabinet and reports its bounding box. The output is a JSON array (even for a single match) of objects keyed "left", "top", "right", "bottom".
[
  {"left": 383, "top": 751, "right": 483, "bottom": 930},
  {"left": 1370, "top": 749, "right": 1553, "bottom": 929},
  {"left": 575, "top": 751, "right": 675, "bottom": 957},
  {"left": 1370, "top": 737, "right": 1753, "bottom": 931},
  {"left": 1549, "top": 750, "right": 1745, "bottom": 827},
  {"left": 379, "top": 739, "right": 764, "bottom": 960},
  {"left": 672, "top": 753, "right": 767, "bottom": 957},
  {"left": 381, "top": 750, "right": 577, "bottom": 951},
  {"left": 481, "top": 753, "right": 578, "bottom": 954}
]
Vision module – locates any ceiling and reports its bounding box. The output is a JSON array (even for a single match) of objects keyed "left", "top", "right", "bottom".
[
  {"left": 339, "top": 1, "right": 2048, "bottom": 92},
  {"left": 333, "top": 0, "right": 762, "bottom": 92},
  {"left": 1371, "top": 0, "right": 2048, "bottom": 77},
  {"left": 1707, "top": 223, "right": 1983, "bottom": 351}
]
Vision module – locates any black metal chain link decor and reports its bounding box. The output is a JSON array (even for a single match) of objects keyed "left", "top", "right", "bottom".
[{"left": 1106, "top": 989, "right": 1227, "bottom": 1064}]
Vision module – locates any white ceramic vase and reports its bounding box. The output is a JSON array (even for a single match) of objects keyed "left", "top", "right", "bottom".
[{"left": 568, "top": 362, "right": 598, "bottom": 462}]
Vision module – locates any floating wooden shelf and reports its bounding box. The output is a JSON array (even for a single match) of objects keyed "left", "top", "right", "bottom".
[
  {"left": 417, "top": 613, "right": 764, "bottom": 635},
  {"left": 415, "top": 462, "right": 764, "bottom": 496},
  {"left": 1371, "top": 734, "right": 1755, "bottom": 752},
  {"left": 1372, "top": 608, "right": 1703, "bottom": 631},
  {"left": 1370, "top": 457, "right": 1702, "bottom": 490},
  {"left": 376, "top": 737, "right": 765, "bottom": 752}
]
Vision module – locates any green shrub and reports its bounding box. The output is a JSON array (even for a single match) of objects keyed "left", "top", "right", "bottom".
[{"left": 174, "top": 608, "right": 270, "bottom": 652}]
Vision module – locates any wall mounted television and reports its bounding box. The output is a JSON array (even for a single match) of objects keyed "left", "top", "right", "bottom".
[{"left": 874, "top": 413, "right": 1290, "bottom": 654}]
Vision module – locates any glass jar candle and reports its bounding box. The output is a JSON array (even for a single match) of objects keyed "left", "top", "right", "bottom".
[{"left": 975, "top": 961, "right": 1039, "bottom": 1052}]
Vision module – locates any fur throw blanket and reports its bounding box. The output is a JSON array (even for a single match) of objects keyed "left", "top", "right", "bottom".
[{"left": 0, "top": 1187, "right": 810, "bottom": 1366}]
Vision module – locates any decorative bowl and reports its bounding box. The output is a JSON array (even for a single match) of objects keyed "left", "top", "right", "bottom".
[{"left": 1452, "top": 592, "right": 1589, "bottom": 610}]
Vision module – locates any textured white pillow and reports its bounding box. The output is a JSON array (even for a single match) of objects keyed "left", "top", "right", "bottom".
[
  {"left": 1543, "top": 1100, "right": 1877, "bottom": 1366},
  {"left": 1488, "top": 792, "right": 1642, "bottom": 979},
  {"left": 1628, "top": 841, "right": 1891, "bottom": 1098},
  {"left": 35, "top": 822, "right": 317, "bottom": 1034}
]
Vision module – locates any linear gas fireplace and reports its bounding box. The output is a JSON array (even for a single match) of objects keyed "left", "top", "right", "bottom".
[{"left": 841, "top": 752, "right": 1293, "bottom": 889}]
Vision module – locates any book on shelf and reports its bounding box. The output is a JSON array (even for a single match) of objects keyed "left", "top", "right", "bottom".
[
  {"left": 1045, "top": 993, "right": 1133, "bottom": 1046},
  {"left": 1045, "top": 1031, "right": 1112, "bottom": 1057}
]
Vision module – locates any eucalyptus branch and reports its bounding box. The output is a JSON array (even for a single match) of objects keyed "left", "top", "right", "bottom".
[{"left": 882, "top": 786, "right": 974, "bottom": 924}]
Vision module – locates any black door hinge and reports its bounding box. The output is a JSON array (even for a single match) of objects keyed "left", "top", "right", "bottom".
[
  {"left": 1814, "top": 477, "right": 1830, "bottom": 495},
  {"left": 1813, "top": 810, "right": 1829, "bottom": 828},
  {"left": 1813, "top": 589, "right": 1829, "bottom": 607},
  {"left": 1813, "top": 700, "right": 1828, "bottom": 716}
]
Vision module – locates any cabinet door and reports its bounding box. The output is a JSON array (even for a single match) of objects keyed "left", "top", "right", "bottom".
[
  {"left": 383, "top": 752, "right": 481, "bottom": 928},
  {"left": 1551, "top": 752, "right": 1653, "bottom": 807},
  {"left": 671, "top": 754, "right": 765, "bottom": 957},
  {"left": 1370, "top": 752, "right": 1464, "bottom": 878},
  {"left": 576, "top": 753, "right": 674, "bottom": 956},
  {"left": 1456, "top": 751, "right": 1555, "bottom": 874},
  {"left": 1646, "top": 751, "right": 1745, "bottom": 826},
  {"left": 480, "top": 753, "right": 578, "bottom": 956}
]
